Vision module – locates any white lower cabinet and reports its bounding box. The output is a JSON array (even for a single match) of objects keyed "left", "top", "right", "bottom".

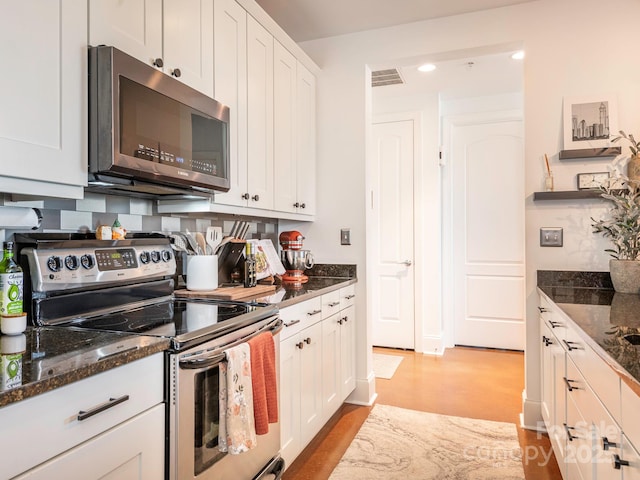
[
  {"left": 14, "top": 404, "right": 164, "bottom": 480},
  {"left": 538, "top": 290, "right": 640, "bottom": 480},
  {"left": 280, "top": 285, "right": 357, "bottom": 469},
  {"left": 0, "top": 354, "right": 164, "bottom": 480}
]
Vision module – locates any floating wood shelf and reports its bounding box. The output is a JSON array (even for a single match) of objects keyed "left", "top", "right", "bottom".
[
  {"left": 533, "top": 190, "right": 604, "bottom": 201},
  {"left": 559, "top": 147, "right": 622, "bottom": 160}
]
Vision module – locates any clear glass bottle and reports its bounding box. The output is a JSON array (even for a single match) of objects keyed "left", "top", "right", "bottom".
[
  {"left": 0, "top": 242, "right": 24, "bottom": 315},
  {"left": 243, "top": 242, "right": 257, "bottom": 288}
]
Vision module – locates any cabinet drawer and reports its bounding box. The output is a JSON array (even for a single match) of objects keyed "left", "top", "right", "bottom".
[
  {"left": 340, "top": 284, "right": 356, "bottom": 309},
  {"left": 565, "top": 322, "right": 621, "bottom": 424},
  {"left": 621, "top": 380, "right": 640, "bottom": 451},
  {"left": 321, "top": 290, "right": 341, "bottom": 319},
  {"left": 279, "top": 297, "right": 323, "bottom": 341},
  {"left": 539, "top": 296, "right": 567, "bottom": 341},
  {"left": 0, "top": 354, "right": 164, "bottom": 480},
  {"left": 566, "top": 392, "right": 592, "bottom": 480}
]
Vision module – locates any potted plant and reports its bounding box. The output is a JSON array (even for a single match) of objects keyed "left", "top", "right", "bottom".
[
  {"left": 592, "top": 164, "right": 640, "bottom": 293},
  {"left": 613, "top": 130, "right": 640, "bottom": 182}
]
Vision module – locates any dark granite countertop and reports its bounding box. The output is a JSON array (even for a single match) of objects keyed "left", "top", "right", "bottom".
[
  {"left": 239, "top": 264, "right": 357, "bottom": 308},
  {"left": 0, "top": 327, "right": 169, "bottom": 409},
  {"left": 538, "top": 270, "right": 640, "bottom": 395}
]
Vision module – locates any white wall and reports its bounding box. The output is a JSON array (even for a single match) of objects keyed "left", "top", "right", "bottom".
[{"left": 298, "top": 0, "right": 640, "bottom": 421}]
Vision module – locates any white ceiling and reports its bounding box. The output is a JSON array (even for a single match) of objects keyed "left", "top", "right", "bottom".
[
  {"left": 255, "top": 0, "right": 537, "bottom": 43},
  {"left": 255, "top": 0, "right": 529, "bottom": 100}
]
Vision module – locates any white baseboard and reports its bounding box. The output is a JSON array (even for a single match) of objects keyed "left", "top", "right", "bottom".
[
  {"left": 346, "top": 372, "right": 377, "bottom": 406},
  {"left": 521, "top": 389, "right": 544, "bottom": 431},
  {"left": 420, "top": 334, "right": 446, "bottom": 356}
]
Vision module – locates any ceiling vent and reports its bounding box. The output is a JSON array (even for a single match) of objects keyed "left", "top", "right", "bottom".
[{"left": 371, "top": 68, "right": 404, "bottom": 87}]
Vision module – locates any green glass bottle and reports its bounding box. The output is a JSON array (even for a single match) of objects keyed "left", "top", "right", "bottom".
[{"left": 0, "top": 242, "right": 24, "bottom": 315}]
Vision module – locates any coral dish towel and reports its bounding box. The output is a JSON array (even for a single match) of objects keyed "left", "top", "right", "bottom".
[
  {"left": 219, "top": 343, "right": 257, "bottom": 454},
  {"left": 248, "top": 331, "right": 278, "bottom": 435}
]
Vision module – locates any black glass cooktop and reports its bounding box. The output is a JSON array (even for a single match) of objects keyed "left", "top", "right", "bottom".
[{"left": 66, "top": 299, "right": 277, "bottom": 351}]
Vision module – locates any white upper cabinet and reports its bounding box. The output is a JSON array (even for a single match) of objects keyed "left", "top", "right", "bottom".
[
  {"left": 0, "top": 0, "right": 87, "bottom": 199},
  {"left": 245, "top": 15, "right": 274, "bottom": 210},
  {"left": 213, "top": 0, "right": 248, "bottom": 208},
  {"left": 273, "top": 41, "right": 298, "bottom": 213},
  {"left": 295, "top": 63, "right": 317, "bottom": 215},
  {"left": 89, "top": 0, "right": 214, "bottom": 96}
]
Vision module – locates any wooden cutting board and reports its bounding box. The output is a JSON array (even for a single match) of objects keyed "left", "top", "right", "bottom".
[{"left": 174, "top": 284, "right": 276, "bottom": 300}]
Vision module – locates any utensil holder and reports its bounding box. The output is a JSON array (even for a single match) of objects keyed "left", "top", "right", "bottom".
[{"left": 186, "top": 255, "right": 218, "bottom": 291}]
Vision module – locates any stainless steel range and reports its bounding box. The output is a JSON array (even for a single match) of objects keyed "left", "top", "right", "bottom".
[{"left": 15, "top": 233, "right": 284, "bottom": 480}]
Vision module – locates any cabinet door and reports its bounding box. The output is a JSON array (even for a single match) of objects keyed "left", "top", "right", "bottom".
[
  {"left": 296, "top": 62, "right": 317, "bottom": 215},
  {"left": 340, "top": 305, "right": 356, "bottom": 400},
  {"left": 273, "top": 41, "right": 298, "bottom": 213},
  {"left": 279, "top": 333, "right": 302, "bottom": 467},
  {"left": 246, "top": 16, "right": 274, "bottom": 210},
  {"left": 163, "top": 0, "right": 214, "bottom": 96},
  {"left": 213, "top": 0, "right": 248, "bottom": 207},
  {"left": 321, "top": 313, "right": 341, "bottom": 419},
  {"left": 0, "top": 0, "right": 87, "bottom": 198},
  {"left": 88, "top": 0, "right": 162, "bottom": 67},
  {"left": 299, "top": 321, "right": 323, "bottom": 446},
  {"left": 14, "top": 405, "right": 164, "bottom": 480}
]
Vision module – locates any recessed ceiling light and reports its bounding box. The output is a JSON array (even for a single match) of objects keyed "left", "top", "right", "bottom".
[
  {"left": 511, "top": 51, "right": 525, "bottom": 60},
  {"left": 417, "top": 63, "right": 436, "bottom": 73}
]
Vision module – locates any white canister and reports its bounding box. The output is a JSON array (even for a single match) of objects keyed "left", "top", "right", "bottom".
[
  {"left": 186, "top": 255, "right": 218, "bottom": 291},
  {"left": 1, "top": 313, "right": 27, "bottom": 335}
]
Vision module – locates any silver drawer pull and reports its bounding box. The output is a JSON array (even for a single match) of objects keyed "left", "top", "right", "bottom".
[
  {"left": 344, "top": 294, "right": 355, "bottom": 300},
  {"left": 307, "top": 310, "right": 322, "bottom": 316},
  {"left": 562, "top": 339, "right": 580, "bottom": 351},
  {"left": 284, "top": 319, "right": 301, "bottom": 327},
  {"left": 563, "top": 423, "right": 580, "bottom": 441},
  {"left": 549, "top": 321, "right": 563, "bottom": 328},
  {"left": 328, "top": 301, "right": 340, "bottom": 307},
  {"left": 78, "top": 395, "right": 130, "bottom": 421},
  {"left": 538, "top": 306, "right": 549, "bottom": 313}
]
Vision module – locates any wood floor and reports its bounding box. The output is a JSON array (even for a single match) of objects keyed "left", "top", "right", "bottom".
[{"left": 283, "top": 346, "right": 563, "bottom": 480}]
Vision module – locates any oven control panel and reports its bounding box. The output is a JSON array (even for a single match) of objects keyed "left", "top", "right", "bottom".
[{"left": 22, "top": 244, "right": 176, "bottom": 292}]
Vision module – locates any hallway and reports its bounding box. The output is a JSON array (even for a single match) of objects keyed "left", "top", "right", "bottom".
[{"left": 283, "top": 346, "right": 562, "bottom": 479}]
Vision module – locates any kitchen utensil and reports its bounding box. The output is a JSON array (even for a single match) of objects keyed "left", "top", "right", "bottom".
[
  {"left": 195, "top": 232, "right": 207, "bottom": 256},
  {"left": 239, "top": 222, "right": 251, "bottom": 240},
  {"left": 184, "top": 230, "right": 201, "bottom": 255},
  {"left": 206, "top": 226, "right": 223, "bottom": 253},
  {"left": 170, "top": 234, "right": 190, "bottom": 254},
  {"left": 229, "top": 221, "right": 240, "bottom": 239}
]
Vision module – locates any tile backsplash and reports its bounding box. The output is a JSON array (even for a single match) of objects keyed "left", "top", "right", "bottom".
[{"left": 0, "top": 192, "right": 278, "bottom": 245}]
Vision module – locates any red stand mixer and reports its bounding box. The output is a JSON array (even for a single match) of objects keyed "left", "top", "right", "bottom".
[{"left": 279, "top": 231, "right": 314, "bottom": 283}]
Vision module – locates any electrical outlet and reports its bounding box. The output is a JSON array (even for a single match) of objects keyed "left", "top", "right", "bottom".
[
  {"left": 540, "top": 227, "right": 563, "bottom": 247},
  {"left": 340, "top": 228, "right": 351, "bottom": 245}
]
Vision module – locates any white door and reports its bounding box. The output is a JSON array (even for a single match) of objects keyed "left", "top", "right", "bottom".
[
  {"left": 371, "top": 120, "right": 415, "bottom": 349},
  {"left": 448, "top": 116, "right": 525, "bottom": 350}
]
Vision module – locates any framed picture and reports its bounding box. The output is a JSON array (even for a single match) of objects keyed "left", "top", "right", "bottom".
[{"left": 563, "top": 94, "right": 618, "bottom": 150}]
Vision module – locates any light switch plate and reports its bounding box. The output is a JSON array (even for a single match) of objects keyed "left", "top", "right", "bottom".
[
  {"left": 341, "top": 228, "right": 351, "bottom": 245},
  {"left": 540, "top": 227, "right": 563, "bottom": 247}
]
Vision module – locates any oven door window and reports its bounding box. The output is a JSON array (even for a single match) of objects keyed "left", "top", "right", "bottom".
[{"left": 194, "top": 366, "right": 225, "bottom": 475}]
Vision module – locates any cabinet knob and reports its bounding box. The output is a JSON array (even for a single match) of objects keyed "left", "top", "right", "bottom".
[
  {"left": 153, "top": 58, "right": 164, "bottom": 68},
  {"left": 242, "top": 193, "right": 250, "bottom": 200},
  {"left": 293, "top": 202, "right": 300, "bottom": 208},
  {"left": 338, "top": 318, "right": 343, "bottom": 325},
  {"left": 602, "top": 437, "right": 619, "bottom": 451},
  {"left": 252, "top": 194, "right": 260, "bottom": 201},
  {"left": 613, "top": 454, "right": 629, "bottom": 469},
  {"left": 304, "top": 337, "right": 311, "bottom": 345},
  {"left": 300, "top": 203, "right": 306, "bottom": 209},
  {"left": 171, "top": 68, "right": 181, "bottom": 78},
  {"left": 296, "top": 342, "right": 304, "bottom": 349}
]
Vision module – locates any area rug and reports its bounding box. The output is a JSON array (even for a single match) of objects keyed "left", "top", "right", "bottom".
[
  {"left": 329, "top": 404, "right": 524, "bottom": 479},
  {"left": 372, "top": 353, "right": 404, "bottom": 379}
]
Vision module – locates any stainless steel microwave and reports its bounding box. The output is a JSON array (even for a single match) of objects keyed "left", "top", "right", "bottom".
[{"left": 88, "top": 46, "right": 230, "bottom": 198}]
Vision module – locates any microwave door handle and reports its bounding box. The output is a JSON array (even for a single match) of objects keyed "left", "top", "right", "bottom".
[{"left": 179, "top": 353, "right": 226, "bottom": 370}]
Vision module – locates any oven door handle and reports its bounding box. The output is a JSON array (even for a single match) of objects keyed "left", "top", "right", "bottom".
[
  {"left": 179, "top": 353, "right": 226, "bottom": 370},
  {"left": 178, "top": 317, "right": 283, "bottom": 370}
]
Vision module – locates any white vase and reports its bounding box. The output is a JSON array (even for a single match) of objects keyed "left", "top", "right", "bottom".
[{"left": 609, "top": 259, "right": 640, "bottom": 294}]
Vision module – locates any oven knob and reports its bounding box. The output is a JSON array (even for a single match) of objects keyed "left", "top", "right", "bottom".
[
  {"left": 47, "top": 256, "right": 63, "bottom": 272},
  {"left": 139, "top": 251, "right": 151, "bottom": 264},
  {"left": 161, "top": 250, "right": 172, "bottom": 262},
  {"left": 80, "top": 254, "right": 95, "bottom": 270},
  {"left": 64, "top": 255, "right": 79, "bottom": 271},
  {"left": 150, "top": 251, "right": 161, "bottom": 263}
]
